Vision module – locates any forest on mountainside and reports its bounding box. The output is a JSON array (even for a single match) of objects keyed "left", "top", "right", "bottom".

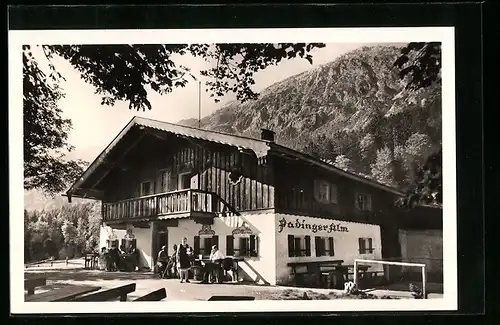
[
  {"left": 180, "top": 45, "right": 442, "bottom": 192},
  {"left": 24, "top": 201, "right": 101, "bottom": 263}
]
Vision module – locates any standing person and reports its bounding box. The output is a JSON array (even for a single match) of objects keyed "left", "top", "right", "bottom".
[
  {"left": 201, "top": 245, "right": 225, "bottom": 284},
  {"left": 168, "top": 244, "right": 178, "bottom": 278},
  {"left": 176, "top": 237, "right": 192, "bottom": 283}
]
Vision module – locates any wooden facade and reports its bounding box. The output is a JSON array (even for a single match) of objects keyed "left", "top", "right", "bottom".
[{"left": 96, "top": 130, "right": 275, "bottom": 222}]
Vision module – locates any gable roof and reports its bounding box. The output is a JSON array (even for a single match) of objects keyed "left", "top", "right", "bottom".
[{"left": 66, "top": 116, "right": 404, "bottom": 199}]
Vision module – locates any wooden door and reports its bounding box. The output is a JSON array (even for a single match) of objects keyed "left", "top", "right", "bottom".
[
  {"left": 153, "top": 230, "right": 169, "bottom": 265},
  {"left": 178, "top": 173, "right": 191, "bottom": 190}
]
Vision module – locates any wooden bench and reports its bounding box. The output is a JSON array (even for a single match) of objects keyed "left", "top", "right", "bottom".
[
  {"left": 288, "top": 260, "right": 344, "bottom": 287},
  {"left": 207, "top": 295, "right": 255, "bottom": 301},
  {"left": 25, "top": 276, "right": 46, "bottom": 295},
  {"left": 133, "top": 288, "right": 167, "bottom": 301},
  {"left": 25, "top": 285, "right": 101, "bottom": 302},
  {"left": 73, "top": 283, "right": 136, "bottom": 301}
]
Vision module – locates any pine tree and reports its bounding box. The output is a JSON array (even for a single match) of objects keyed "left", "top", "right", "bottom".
[
  {"left": 334, "top": 154, "right": 352, "bottom": 172},
  {"left": 371, "top": 146, "right": 396, "bottom": 186}
]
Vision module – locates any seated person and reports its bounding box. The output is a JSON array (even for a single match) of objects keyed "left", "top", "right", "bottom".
[
  {"left": 107, "top": 246, "right": 120, "bottom": 271},
  {"left": 98, "top": 247, "right": 108, "bottom": 271},
  {"left": 201, "top": 245, "right": 225, "bottom": 284},
  {"left": 156, "top": 245, "right": 169, "bottom": 276}
]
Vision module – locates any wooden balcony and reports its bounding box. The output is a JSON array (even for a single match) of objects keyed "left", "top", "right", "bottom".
[{"left": 102, "top": 189, "right": 223, "bottom": 223}]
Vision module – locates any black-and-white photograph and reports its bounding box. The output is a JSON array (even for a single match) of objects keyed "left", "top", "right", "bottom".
[{"left": 10, "top": 27, "right": 456, "bottom": 313}]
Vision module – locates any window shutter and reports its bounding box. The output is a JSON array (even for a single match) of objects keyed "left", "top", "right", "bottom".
[
  {"left": 288, "top": 235, "right": 295, "bottom": 257},
  {"left": 194, "top": 236, "right": 200, "bottom": 255},
  {"left": 315, "top": 237, "right": 322, "bottom": 257},
  {"left": 212, "top": 235, "right": 219, "bottom": 250},
  {"left": 330, "top": 184, "right": 338, "bottom": 204},
  {"left": 358, "top": 238, "right": 365, "bottom": 254},
  {"left": 226, "top": 235, "right": 234, "bottom": 256},
  {"left": 305, "top": 236, "right": 311, "bottom": 256},
  {"left": 368, "top": 238, "right": 373, "bottom": 252},
  {"left": 367, "top": 195, "right": 372, "bottom": 211},
  {"left": 249, "top": 235, "right": 257, "bottom": 257},
  {"left": 328, "top": 237, "right": 335, "bottom": 256},
  {"left": 313, "top": 180, "right": 320, "bottom": 202}
]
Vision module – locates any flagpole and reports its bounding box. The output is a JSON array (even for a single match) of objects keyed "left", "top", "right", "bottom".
[{"left": 198, "top": 81, "right": 201, "bottom": 128}]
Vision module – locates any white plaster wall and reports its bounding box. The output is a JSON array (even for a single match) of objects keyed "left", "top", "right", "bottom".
[
  {"left": 274, "top": 214, "right": 383, "bottom": 285},
  {"left": 99, "top": 224, "right": 126, "bottom": 249},
  {"left": 399, "top": 229, "right": 443, "bottom": 273},
  {"left": 167, "top": 213, "right": 277, "bottom": 285},
  {"left": 133, "top": 225, "right": 153, "bottom": 269},
  {"left": 99, "top": 223, "right": 153, "bottom": 269}
]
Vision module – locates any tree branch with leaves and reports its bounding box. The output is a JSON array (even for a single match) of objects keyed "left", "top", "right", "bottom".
[{"left": 23, "top": 45, "right": 87, "bottom": 196}]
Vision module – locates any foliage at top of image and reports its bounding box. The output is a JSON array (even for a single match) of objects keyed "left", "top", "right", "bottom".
[
  {"left": 23, "top": 42, "right": 442, "bottom": 209},
  {"left": 45, "top": 43, "right": 326, "bottom": 109},
  {"left": 394, "top": 42, "right": 441, "bottom": 91},
  {"left": 23, "top": 45, "right": 87, "bottom": 196},
  {"left": 23, "top": 43, "right": 324, "bottom": 196},
  {"left": 180, "top": 44, "right": 443, "bottom": 208}
]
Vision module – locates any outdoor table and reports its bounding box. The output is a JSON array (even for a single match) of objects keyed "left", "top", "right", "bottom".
[
  {"left": 25, "top": 284, "right": 101, "bottom": 302},
  {"left": 341, "top": 264, "right": 370, "bottom": 282},
  {"left": 84, "top": 253, "right": 99, "bottom": 270},
  {"left": 288, "top": 260, "right": 344, "bottom": 287},
  {"left": 195, "top": 259, "right": 225, "bottom": 283}
]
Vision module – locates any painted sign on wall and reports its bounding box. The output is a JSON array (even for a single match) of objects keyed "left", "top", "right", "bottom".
[{"left": 277, "top": 217, "right": 349, "bottom": 234}]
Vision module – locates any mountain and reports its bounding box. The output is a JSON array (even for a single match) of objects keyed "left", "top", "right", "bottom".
[
  {"left": 24, "top": 189, "right": 95, "bottom": 211},
  {"left": 179, "top": 45, "right": 442, "bottom": 189},
  {"left": 24, "top": 45, "right": 441, "bottom": 211}
]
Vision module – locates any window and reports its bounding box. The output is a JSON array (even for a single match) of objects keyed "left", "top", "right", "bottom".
[
  {"left": 160, "top": 169, "right": 172, "bottom": 192},
  {"left": 314, "top": 180, "right": 338, "bottom": 204},
  {"left": 140, "top": 181, "right": 153, "bottom": 196},
  {"left": 106, "top": 239, "right": 118, "bottom": 249},
  {"left": 226, "top": 235, "right": 258, "bottom": 257},
  {"left": 287, "top": 235, "right": 311, "bottom": 257},
  {"left": 358, "top": 237, "right": 374, "bottom": 254},
  {"left": 193, "top": 235, "right": 219, "bottom": 257},
  {"left": 355, "top": 192, "right": 372, "bottom": 211},
  {"left": 315, "top": 236, "right": 335, "bottom": 257},
  {"left": 178, "top": 172, "right": 192, "bottom": 190}
]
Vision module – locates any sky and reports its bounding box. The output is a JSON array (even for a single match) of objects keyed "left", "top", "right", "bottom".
[{"left": 34, "top": 42, "right": 399, "bottom": 161}]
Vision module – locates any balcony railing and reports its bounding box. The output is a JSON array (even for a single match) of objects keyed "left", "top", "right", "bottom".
[{"left": 102, "top": 189, "right": 220, "bottom": 222}]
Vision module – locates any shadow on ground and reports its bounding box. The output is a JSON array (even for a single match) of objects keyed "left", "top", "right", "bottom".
[
  {"left": 364, "top": 281, "right": 444, "bottom": 294},
  {"left": 25, "top": 269, "right": 264, "bottom": 287},
  {"left": 25, "top": 269, "right": 158, "bottom": 282}
]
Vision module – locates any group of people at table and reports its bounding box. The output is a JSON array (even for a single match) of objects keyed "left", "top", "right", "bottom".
[
  {"left": 157, "top": 237, "right": 227, "bottom": 284},
  {"left": 100, "top": 244, "right": 139, "bottom": 272}
]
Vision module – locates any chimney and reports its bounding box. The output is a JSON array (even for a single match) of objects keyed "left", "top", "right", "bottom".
[{"left": 260, "top": 128, "right": 275, "bottom": 142}]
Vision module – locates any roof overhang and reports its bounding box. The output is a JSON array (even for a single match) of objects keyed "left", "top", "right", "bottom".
[
  {"left": 269, "top": 143, "right": 405, "bottom": 197},
  {"left": 65, "top": 116, "right": 272, "bottom": 201}
]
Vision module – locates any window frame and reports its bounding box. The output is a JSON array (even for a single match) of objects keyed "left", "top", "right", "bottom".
[
  {"left": 314, "top": 180, "right": 338, "bottom": 204},
  {"left": 158, "top": 168, "right": 172, "bottom": 193},
  {"left": 355, "top": 192, "right": 372, "bottom": 212},
  {"left": 139, "top": 180, "right": 154, "bottom": 197},
  {"left": 288, "top": 235, "right": 311, "bottom": 257},
  {"left": 315, "top": 236, "right": 335, "bottom": 257},
  {"left": 200, "top": 236, "right": 214, "bottom": 257},
  {"left": 229, "top": 234, "right": 258, "bottom": 258},
  {"left": 358, "top": 237, "right": 375, "bottom": 254}
]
